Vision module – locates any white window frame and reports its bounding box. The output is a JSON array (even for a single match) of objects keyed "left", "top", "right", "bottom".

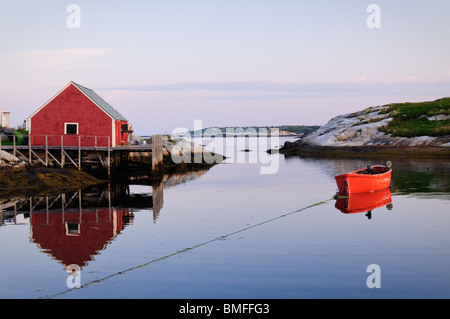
[
  {"left": 64, "top": 122, "right": 79, "bottom": 135},
  {"left": 65, "top": 221, "right": 80, "bottom": 236}
]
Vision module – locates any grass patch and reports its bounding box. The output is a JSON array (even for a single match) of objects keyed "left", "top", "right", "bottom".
[{"left": 380, "top": 98, "right": 450, "bottom": 137}]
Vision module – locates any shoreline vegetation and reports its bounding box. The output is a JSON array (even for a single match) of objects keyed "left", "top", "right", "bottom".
[{"left": 279, "top": 97, "right": 450, "bottom": 158}]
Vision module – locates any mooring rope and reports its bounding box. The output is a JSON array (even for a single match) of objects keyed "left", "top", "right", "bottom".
[{"left": 43, "top": 196, "right": 334, "bottom": 299}]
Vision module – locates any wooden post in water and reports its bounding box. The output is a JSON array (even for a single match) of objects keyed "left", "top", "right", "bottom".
[
  {"left": 78, "top": 135, "right": 81, "bottom": 170},
  {"left": 28, "top": 134, "right": 32, "bottom": 163},
  {"left": 151, "top": 134, "right": 163, "bottom": 175},
  {"left": 61, "top": 135, "right": 64, "bottom": 168},
  {"left": 45, "top": 136, "right": 48, "bottom": 166},
  {"left": 107, "top": 136, "right": 111, "bottom": 176},
  {"left": 152, "top": 182, "right": 164, "bottom": 221}
]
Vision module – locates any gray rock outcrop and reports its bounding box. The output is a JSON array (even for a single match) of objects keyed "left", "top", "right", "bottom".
[
  {"left": 128, "top": 134, "right": 224, "bottom": 164},
  {"left": 295, "top": 105, "right": 450, "bottom": 148}
]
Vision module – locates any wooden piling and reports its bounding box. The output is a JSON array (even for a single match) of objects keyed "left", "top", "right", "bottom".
[
  {"left": 151, "top": 134, "right": 163, "bottom": 176},
  {"left": 107, "top": 136, "right": 111, "bottom": 176},
  {"left": 29, "top": 135, "right": 32, "bottom": 163},
  {"left": 61, "top": 136, "right": 64, "bottom": 168},
  {"left": 78, "top": 136, "right": 81, "bottom": 170},
  {"left": 45, "top": 136, "right": 48, "bottom": 166}
]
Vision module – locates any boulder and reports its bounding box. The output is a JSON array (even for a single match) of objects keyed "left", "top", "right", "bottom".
[
  {"left": 12, "top": 161, "right": 27, "bottom": 172},
  {"left": 0, "top": 150, "right": 19, "bottom": 162}
]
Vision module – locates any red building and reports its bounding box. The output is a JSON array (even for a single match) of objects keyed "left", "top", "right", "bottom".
[{"left": 26, "top": 81, "right": 132, "bottom": 147}]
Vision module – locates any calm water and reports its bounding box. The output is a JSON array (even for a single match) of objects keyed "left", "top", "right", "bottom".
[{"left": 0, "top": 137, "right": 449, "bottom": 299}]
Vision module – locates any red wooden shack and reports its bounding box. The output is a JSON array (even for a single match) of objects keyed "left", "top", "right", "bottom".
[{"left": 26, "top": 81, "right": 132, "bottom": 147}]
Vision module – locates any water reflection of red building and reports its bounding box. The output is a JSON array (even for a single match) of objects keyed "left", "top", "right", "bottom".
[
  {"left": 29, "top": 195, "right": 134, "bottom": 269},
  {"left": 3, "top": 171, "right": 209, "bottom": 269}
]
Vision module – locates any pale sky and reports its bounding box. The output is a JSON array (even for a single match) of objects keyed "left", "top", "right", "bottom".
[{"left": 1, "top": 0, "right": 449, "bottom": 135}]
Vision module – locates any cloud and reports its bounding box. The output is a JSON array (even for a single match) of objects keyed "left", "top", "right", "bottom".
[
  {"left": 97, "top": 80, "right": 450, "bottom": 100},
  {"left": 351, "top": 77, "right": 367, "bottom": 83}
]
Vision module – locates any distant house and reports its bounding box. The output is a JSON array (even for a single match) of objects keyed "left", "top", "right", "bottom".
[
  {"left": 26, "top": 81, "right": 133, "bottom": 147},
  {"left": 0, "top": 108, "right": 11, "bottom": 128}
]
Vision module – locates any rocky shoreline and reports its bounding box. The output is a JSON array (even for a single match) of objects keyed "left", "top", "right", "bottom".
[
  {"left": 279, "top": 101, "right": 450, "bottom": 158},
  {"left": 280, "top": 142, "right": 450, "bottom": 158},
  {"left": 0, "top": 164, "right": 104, "bottom": 196}
]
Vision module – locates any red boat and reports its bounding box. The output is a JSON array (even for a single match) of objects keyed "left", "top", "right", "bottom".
[{"left": 335, "top": 163, "right": 392, "bottom": 194}]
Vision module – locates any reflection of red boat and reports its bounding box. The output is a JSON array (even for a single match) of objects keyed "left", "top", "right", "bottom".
[
  {"left": 335, "top": 188, "right": 392, "bottom": 214},
  {"left": 335, "top": 164, "right": 392, "bottom": 194}
]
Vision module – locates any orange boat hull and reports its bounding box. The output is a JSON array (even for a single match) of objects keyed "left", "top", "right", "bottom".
[{"left": 335, "top": 165, "right": 391, "bottom": 194}]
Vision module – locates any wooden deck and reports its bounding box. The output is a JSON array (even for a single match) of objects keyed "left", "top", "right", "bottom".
[{"left": 0, "top": 134, "right": 164, "bottom": 175}]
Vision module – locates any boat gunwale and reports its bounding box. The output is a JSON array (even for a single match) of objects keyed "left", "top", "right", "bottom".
[{"left": 335, "top": 165, "right": 391, "bottom": 179}]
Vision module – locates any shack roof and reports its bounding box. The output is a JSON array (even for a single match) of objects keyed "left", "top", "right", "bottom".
[
  {"left": 27, "top": 81, "right": 128, "bottom": 122},
  {"left": 71, "top": 82, "right": 128, "bottom": 121}
]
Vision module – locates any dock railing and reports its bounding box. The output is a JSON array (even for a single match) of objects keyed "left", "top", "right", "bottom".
[
  {"left": 0, "top": 134, "right": 164, "bottom": 176},
  {"left": 0, "top": 134, "right": 111, "bottom": 171}
]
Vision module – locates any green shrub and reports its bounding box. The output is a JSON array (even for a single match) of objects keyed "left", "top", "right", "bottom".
[{"left": 381, "top": 98, "right": 450, "bottom": 137}]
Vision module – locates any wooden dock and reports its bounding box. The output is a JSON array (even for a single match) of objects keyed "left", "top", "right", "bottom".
[{"left": 0, "top": 134, "right": 164, "bottom": 176}]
